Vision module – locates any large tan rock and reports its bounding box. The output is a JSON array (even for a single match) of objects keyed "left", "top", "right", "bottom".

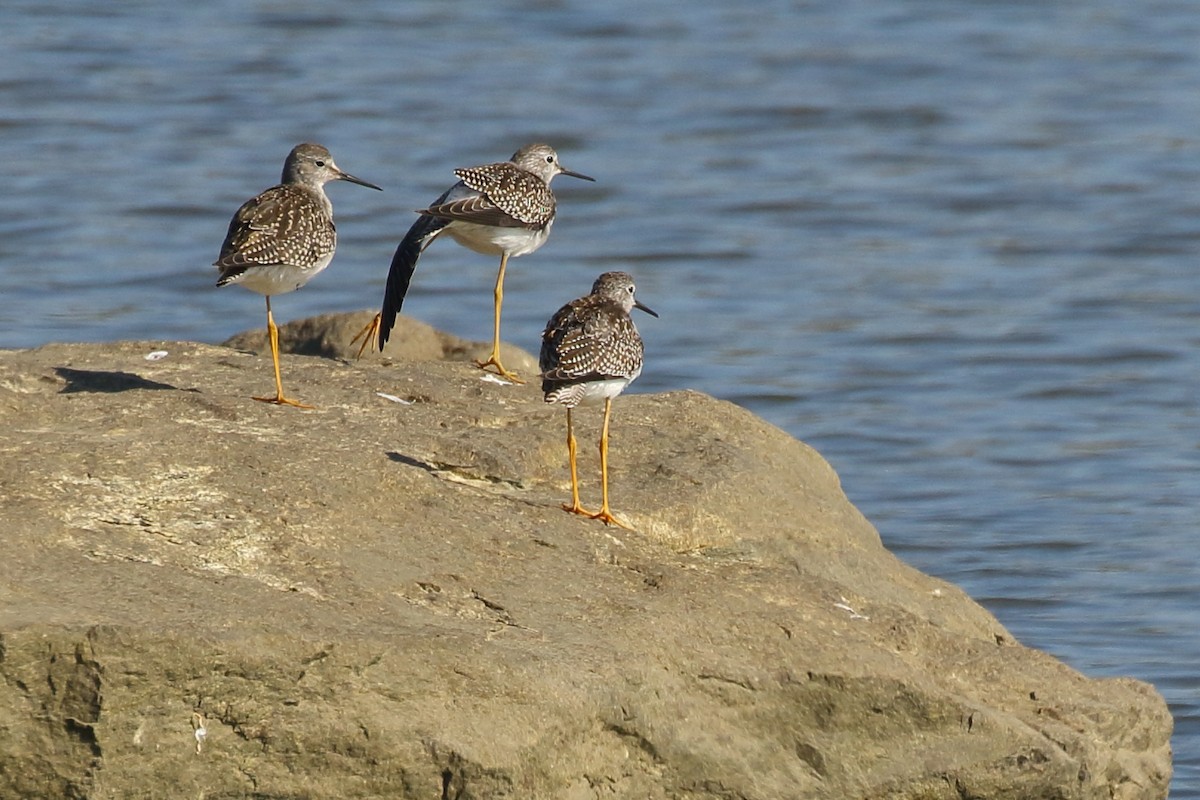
[
  {"left": 222, "top": 309, "right": 540, "bottom": 374},
  {"left": 0, "top": 313, "right": 1172, "bottom": 799}
]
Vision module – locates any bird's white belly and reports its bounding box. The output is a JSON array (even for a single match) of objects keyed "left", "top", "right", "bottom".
[
  {"left": 574, "top": 374, "right": 636, "bottom": 406},
  {"left": 445, "top": 221, "right": 552, "bottom": 258},
  {"left": 225, "top": 254, "right": 334, "bottom": 296}
]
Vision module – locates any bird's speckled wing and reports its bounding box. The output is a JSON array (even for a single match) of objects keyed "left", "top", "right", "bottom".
[
  {"left": 420, "top": 162, "right": 555, "bottom": 229},
  {"left": 540, "top": 295, "right": 643, "bottom": 385},
  {"left": 214, "top": 184, "right": 335, "bottom": 280}
]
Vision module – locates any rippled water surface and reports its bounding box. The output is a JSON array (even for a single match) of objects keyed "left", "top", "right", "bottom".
[{"left": 3, "top": 0, "right": 1198, "bottom": 792}]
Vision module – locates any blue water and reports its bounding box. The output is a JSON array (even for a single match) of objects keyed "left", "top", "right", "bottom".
[{"left": 2, "top": 0, "right": 1197, "bottom": 792}]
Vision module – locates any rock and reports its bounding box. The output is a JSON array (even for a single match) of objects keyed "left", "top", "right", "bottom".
[
  {"left": 222, "top": 309, "right": 540, "bottom": 374},
  {"left": 0, "top": 313, "right": 1172, "bottom": 799}
]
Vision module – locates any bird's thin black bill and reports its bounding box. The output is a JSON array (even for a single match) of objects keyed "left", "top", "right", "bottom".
[
  {"left": 341, "top": 172, "right": 383, "bottom": 191},
  {"left": 561, "top": 169, "right": 596, "bottom": 182},
  {"left": 635, "top": 300, "right": 659, "bottom": 318}
]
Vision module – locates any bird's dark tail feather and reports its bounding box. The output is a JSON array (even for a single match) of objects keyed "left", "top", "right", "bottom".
[{"left": 378, "top": 215, "right": 449, "bottom": 349}]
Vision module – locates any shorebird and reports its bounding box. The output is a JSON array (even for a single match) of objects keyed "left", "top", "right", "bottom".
[
  {"left": 215, "top": 142, "right": 381, "bottom": 408},
  {"left": 540, "top": 271, "right": 657, "bottom": 529},
  {"left": 354, "top": 143, "right": 593, "bottom": 382}
]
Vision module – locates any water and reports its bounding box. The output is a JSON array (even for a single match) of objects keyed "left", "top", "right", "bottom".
[{"left": 2, "top": 0, "right": 1197, "bottom": 792}]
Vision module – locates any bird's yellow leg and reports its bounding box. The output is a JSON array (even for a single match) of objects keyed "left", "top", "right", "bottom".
[
  {"left": 474, "top": 253, "right": 524, "bottom": 383},
  {"left": 589, "top": 398, "right": 634, "bottom": 530},
  {"left": 253, "top": 297, "right": 314, "bottom": 409},
  {"left": 349, "top": 313, "right": 382, "bottom": 360},
  {"left": 561, "top": 408, "right": 596, "bottom": 516}
]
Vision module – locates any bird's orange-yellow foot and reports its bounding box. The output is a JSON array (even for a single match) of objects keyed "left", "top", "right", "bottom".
[
  {"left": 474, "top": 353, "right": 524, "bottom": 383},
  {"left": 559, "top": 414, "right": 591, "bottom": 515},
  {"left": 588, "top": 507, "right": 635, "bottom": 530},
  {"left": 252, "top": 393, "right": 315, "bottom": 410},
  {"left": 562, "top": 499, "right": 598, "bottom": 517},
  {"left": 350, "top": 313, "right": 382, "bottom": 360},
  {"left": 257, "top": 305, "right": 315, "bottom": 409}
]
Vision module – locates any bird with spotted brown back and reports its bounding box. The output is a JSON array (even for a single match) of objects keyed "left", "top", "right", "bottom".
[
  {"left": 216, "top": 143, "right": 381, "bottom": 409},
  {"left": 352, "top": 143, "right": 594, "bottom": 382},
  {"left": 540, "top": 271, "right": 657, "bottom": 529}
]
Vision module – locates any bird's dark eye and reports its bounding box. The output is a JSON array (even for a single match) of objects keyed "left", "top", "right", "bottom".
[
  {"left": 545, "top": 155, "right": 554, "bottom": 163},
  {"left": 315, "top": 160, "right": 326, "bottom": 167}
]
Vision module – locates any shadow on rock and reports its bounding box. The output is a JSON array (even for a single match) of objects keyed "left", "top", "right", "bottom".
[
  {"left": 386, "top": 451, "right": 439, "bottom": 473},
  {"left": 54, "top": 367, "right": 188, "bottom": 394}
]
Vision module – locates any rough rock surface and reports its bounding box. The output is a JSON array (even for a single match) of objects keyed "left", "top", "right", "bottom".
[{"left": 0, "top": 313, "right": 1172, "bottom": 799}]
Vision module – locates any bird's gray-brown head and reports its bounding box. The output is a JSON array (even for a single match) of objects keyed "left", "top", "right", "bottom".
[
  {"left": 511, "top": 143, "right": 595, "bottom": 185},
  {"left": 282, "top": 142, "right": 382, "bottom": 191},
  {"left": 591, "top": 271, "right": 658, "bottom": 317}
]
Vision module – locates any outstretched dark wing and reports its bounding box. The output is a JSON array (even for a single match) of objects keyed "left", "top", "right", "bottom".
[{"left": 377, "top": 212, "right": 451, "bottom": 348}]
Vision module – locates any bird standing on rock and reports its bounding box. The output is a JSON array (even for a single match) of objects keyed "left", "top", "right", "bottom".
[
  {"left": 356, "top": 143, "right": 594, "bottom": 382},
  {"left": 215, "top": 142, "right": 381, "bottom": 409},
  {"left": 540, "top": 271, "right": 657, "bottom": 529}
]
